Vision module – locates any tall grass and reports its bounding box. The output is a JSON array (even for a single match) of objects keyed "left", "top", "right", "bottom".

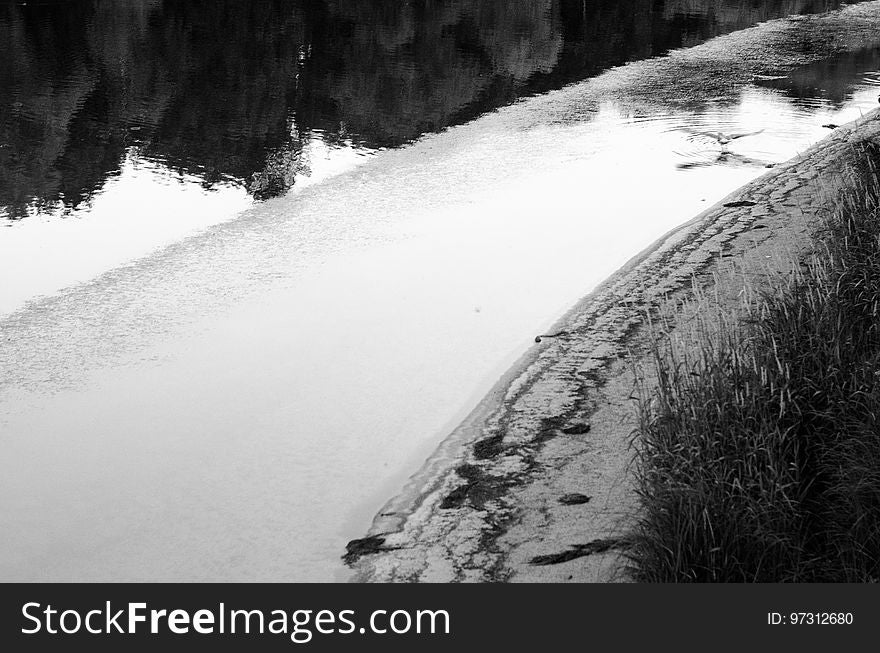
[{"left": 631, "top": 145, "right": 880, "bottom": 582}]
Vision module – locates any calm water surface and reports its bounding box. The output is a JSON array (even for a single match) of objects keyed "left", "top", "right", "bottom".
[{"left": 2, "top": 0, "right": 880, "bottom": 580}]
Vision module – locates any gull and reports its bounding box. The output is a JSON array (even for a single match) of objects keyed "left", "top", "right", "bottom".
[
  {"left": 674, "top": 127, "right": 769, "bottom": 170},
  {"left": 690, "top": 129, "right": 764, "bottom": 151}
]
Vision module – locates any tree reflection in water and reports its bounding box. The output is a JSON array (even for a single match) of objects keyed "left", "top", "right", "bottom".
[{"left": 0, "top": 0, "right": 858, "bottom": 219}]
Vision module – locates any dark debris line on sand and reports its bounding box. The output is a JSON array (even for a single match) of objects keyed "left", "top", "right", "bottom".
[{"left": 529, "top": 537, "right": 631, "bottom": 566}]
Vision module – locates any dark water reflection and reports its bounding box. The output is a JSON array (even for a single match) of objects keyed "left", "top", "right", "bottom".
[
  {"left": 757, "top": 47, "right": 880, "bottom": 107},
  {"left": 0, "top": 0, "right": 864, "bottom": 219}
]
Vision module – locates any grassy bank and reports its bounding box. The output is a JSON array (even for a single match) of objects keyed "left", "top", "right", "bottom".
[{"left": 631, "top": 142, "right": 880, "bottom": 582}]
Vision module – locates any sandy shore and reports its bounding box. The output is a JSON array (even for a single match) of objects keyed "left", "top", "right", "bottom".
[{"left": 347, "top": 107, "right": 880, "bottom": 583}]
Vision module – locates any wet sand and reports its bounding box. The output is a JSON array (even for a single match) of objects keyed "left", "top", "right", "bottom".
[{"left": 349, "top": 107, "right": 880, "bottom": 582}]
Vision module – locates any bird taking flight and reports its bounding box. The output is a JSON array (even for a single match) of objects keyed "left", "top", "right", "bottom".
[
  {"left": 674, "top": 127, "right": 768, "bottom": 170},
  {"left": 692, "top": 129, "right": 764, "bottom": 151}
]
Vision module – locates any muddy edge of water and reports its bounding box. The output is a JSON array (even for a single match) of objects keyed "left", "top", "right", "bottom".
[{"left": 347, "top": 107, "right": 880, "bottom": 582}]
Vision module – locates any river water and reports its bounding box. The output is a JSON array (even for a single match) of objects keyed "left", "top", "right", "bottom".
[{"left": 2, "top": 1, "right": 880, "bottom": 581}]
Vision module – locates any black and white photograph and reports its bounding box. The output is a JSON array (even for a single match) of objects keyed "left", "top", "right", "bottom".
[{"left": 3, "top": 1, "right": 880, "bottom": 641}]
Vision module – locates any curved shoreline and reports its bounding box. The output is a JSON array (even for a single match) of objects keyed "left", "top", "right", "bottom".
[{"left": 348, "top": 107, "right": 880, "bottom": 582}]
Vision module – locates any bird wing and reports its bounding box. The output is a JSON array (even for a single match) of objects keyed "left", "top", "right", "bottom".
[
  {"left": 727, "top": 129, "right": 764, "bottom": 140},
  {"left": 685, "top": 129, "right": 721, "bottom": 139}
]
